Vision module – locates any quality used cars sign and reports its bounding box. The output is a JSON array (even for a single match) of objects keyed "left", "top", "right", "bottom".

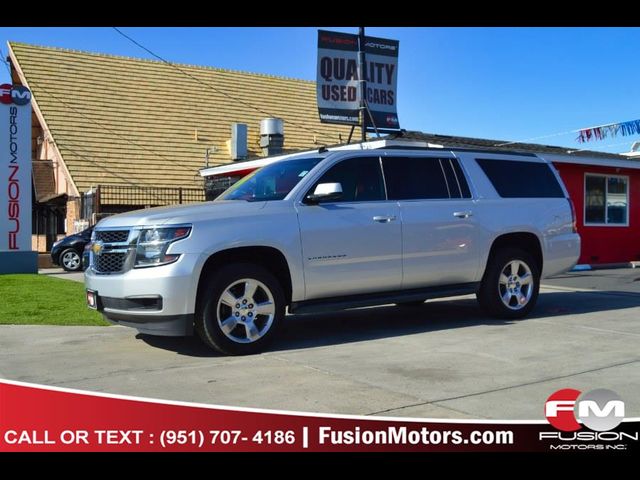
[{"left": 316, "top": 30, "right": 400, "bottom": 130}]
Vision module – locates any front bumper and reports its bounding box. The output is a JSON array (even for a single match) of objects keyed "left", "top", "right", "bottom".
[
  {"left": 50, "top": 246, "right": 61, "bottom": 266},
  {"left": 85, "top": 253, "right": 201, "bottom": 336}
]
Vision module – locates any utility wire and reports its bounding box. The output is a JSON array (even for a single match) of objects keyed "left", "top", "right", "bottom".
[
  {"left": 495, "top": 120, "right": 640, "bottom": 149},
  {"left": 52, "top": 140, "right": 167, "bottom": 202},
  {"left": 565, "top": 140, "right": 634, "bottom": 155},
  {"left": 494, "top": 129, "right": 578, "bottom": 147},
  {"left": 6, "top": 44, "right": 224, "bottom": 171},
  {"left": 24, "top": 77, "right": 227, "bottom": 170},
  {"left": 0, "top": 47, "right": 12, "bottom": 75},
  {"left": 112, "top": 27, "right": 338, "bottom": 145},
  {"left": 6, "top": 45, "right": 219, "bottom": 199},
  {"left": 3, "top": 46, "right": 164, "bottom": 198}
]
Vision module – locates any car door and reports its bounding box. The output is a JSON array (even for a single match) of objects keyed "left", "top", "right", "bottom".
[
  {"left": 382, "top": 154, "right": 481, "bottom": 288},
  {"left": 295, "top": 156, "right": 402, "bottom": 300}
]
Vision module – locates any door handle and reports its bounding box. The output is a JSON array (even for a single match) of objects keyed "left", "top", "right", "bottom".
[
  {"left": 373, "top": 215, "right": 396, "bottom": 223},
  {"left": 453, "top": 211, "right": 473, "bottom": 219}
]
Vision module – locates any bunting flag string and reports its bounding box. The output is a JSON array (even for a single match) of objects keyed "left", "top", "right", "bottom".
[{"left": 577, "top": 119, "right": 640, "bottom": 143}]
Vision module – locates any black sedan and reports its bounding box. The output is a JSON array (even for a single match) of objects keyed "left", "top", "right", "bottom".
[{"left": 51, "top": 226, "right": 94, "bottom": 272}]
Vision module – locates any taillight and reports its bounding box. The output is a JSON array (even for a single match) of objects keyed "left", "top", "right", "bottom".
[{"left": 568, "top": 198, "right": 577, "bottom": 233}]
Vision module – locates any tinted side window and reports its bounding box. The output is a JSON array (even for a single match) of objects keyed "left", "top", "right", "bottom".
[
  {"left": 476, "top": 158, "right": 565, "bottom": 198},
  {"left": 311, "top": 156, "right": 385, "bottom": 202},
  {"left": 382, "top": 157, "right": 450, "bottom": 200}
]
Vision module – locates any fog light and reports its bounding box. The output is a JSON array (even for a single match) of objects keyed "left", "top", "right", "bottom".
[{"left": 87, "top": 290, "right": 97, "bottom": 309}]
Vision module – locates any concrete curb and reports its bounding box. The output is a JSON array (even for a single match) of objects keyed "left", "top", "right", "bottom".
[{"left": 571, "top": 261, "right": 640, "bottom": 272}]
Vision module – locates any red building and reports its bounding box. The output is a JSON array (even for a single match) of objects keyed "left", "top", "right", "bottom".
[
  {"left": 200, "top": 132, "right": 640, "bottom": 267},
  {"left": 546, "top": 155, "right": 639, "bottom": 265}
]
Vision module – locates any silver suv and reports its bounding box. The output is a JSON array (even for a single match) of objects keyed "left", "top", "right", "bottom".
[{"left": 85, "top": 147, "right": 580, "bottom": 355}]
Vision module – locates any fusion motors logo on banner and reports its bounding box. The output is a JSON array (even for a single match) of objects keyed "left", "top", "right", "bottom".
[
  {"left": 1, "top": 83, "right": 32, "bottom": 253},
  {"left": 540, "top": 388, "right": 637, "bottom": 449},
  {"left": 0, "top": 84, "right": 31, "bottom": 106},
  {"left": 545, "top": 388, "right": 625, "bottom": 432}
]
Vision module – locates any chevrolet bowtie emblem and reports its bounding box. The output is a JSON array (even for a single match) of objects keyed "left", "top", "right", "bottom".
[{"left": 91, "top": 241, "right": 104, "bottom": 256}]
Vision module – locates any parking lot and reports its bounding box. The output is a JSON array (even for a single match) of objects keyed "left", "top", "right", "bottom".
[{"left": 1, "top": 268, "right": 639, "bottom": 420}]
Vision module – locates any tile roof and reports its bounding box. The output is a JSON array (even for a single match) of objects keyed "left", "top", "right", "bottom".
[
  {"left": 32, "top": 160, "right": 56, "bottom": 201},
  {"left": 8, "top": 42, "right": 351, "bottom": 194}
]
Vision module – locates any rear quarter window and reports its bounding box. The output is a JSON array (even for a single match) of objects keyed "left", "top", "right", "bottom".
[{"left": 476, "top": 158, "right": 565, "bottom": 198}]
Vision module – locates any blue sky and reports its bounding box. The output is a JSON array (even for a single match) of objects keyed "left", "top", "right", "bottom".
[{"left": 2, "top": 27, "right": 639, "bottom": 153}]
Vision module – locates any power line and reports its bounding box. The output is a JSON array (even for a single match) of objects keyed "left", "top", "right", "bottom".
[
  {"left": 112, "top": 27, "right": 338, "bottom": 145},
  {"left": 6, "top": 45, "right": 222, "bottom": 197},
  {"left": 495, "top": 119, "right": 640, "bottom": 149},
  {"left": 566, "top": 140, "right": 634, "bottom": 155},
  {"left": 493, "top": 129, "right": 578, "bottom": 147},
  {"left": 0, "top": 47, "right": 12, "bottom": 75},
  {"left": 52, "top": 140, "right": 167, "bottom": 201},
  {"left": 24, "top": 77, "right": 228, "bottom": 170},
  {"left": 6, "top": 44, "right": 220, "bottom": 172}
]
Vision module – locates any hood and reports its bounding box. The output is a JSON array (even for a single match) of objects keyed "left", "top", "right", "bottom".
[{"left": 95, "top": 200, "right": 267, "bottom": 228}]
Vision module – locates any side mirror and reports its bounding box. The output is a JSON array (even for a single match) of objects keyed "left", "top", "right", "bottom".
[{"left": 305, "top": 182, "right": 343, "bottom": 204}]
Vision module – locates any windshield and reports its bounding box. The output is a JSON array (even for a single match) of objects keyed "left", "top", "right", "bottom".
[{"left": 219, "top": 157, "right": 324, "bottom": 202}]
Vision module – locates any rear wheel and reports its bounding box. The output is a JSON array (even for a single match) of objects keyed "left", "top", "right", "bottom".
[
  {"left": 477, "top": 248, "right": 539, "bottom": 319},
  {"left": 195, "top": 263, "right": 285, "bottom": 355},
  {"left": 60, "top": 248, "right": 82, "bottom": 272}
]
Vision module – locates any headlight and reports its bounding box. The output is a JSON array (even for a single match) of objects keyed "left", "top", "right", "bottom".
[
  {"left": 134, "top": 226, "right": 191, "bottom": 268},
  {"left": 52, "top": 240, "right": 62, "bottom": 248}
]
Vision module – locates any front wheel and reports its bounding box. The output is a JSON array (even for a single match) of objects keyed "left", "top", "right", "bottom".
[
  {"left": 477, "top": 248, "right": 540, "bottom": 319},
  {"left": 195, "top": 263, "right": 285, "bottom": 355},
  {"left": 60, "top": 248, "right": 82, "bottom": 272}
]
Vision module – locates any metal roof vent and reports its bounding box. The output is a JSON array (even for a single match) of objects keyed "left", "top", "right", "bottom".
[
  {"left": 260, "top": 118, "right": 284, "bottom": 156},
  {"left": 229, "top": 123, "right": 248, "bottom": 161}
]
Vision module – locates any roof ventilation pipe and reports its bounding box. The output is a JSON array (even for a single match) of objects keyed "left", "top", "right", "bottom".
[{"left": 260, "top": 118, "right": 284, "bottom": 156}]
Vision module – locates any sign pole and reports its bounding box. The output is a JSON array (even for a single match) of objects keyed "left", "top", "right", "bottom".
[{"left": 358, "top": 26, "right": 367, "bottom": 143}]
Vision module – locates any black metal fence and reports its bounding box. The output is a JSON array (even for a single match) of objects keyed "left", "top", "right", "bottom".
[
  {"left": 96, "top": 185, "right": 205, "bottom": 206},
  {"left": 80, "top": 184, "right": 206, "bottom": 225}
]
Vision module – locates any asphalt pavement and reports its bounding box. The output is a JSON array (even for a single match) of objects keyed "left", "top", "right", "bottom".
[
  {"left": 1, "top": 268, "right": 639, "bottom": 420},
  {"left": 545, "top": 267, "right": 640, "bottom": 294}
]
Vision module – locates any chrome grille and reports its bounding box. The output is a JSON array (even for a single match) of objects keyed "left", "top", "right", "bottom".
[
  {"left": 95, "top": 230, "right": 129, "bottom": 243},
  {"left": 95, "top": 252, "right": 127, "bottom": 273}
]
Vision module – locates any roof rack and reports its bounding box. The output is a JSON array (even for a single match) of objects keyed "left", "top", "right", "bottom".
[{"left": 199, "top": 139, "right": 537, "bottom": 177}]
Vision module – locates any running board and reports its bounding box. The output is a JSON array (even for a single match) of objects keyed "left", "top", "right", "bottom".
[{"left": 289, "top": 283, "right": 479, "bottom": 315}]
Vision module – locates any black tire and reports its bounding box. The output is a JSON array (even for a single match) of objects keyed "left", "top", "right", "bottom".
[
  {"left": 395, "top": 300, "right": 427, "bottom": 307},
  {"left": 477, "top": 248, "right": 540, "bottom": 319},
  {"left": 60, "top": 248, "right": 82, "bottom": 272},
  {"left": 195, "top": 263, "right": 285, "bottom": 355}
]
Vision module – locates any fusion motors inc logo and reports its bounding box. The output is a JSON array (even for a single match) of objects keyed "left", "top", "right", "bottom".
[
  {"left": 0, "top": 84, "right": 31, "bottom": 106},
  {"left": 540, "top": 388, "right": 637, "bottom": 449}
]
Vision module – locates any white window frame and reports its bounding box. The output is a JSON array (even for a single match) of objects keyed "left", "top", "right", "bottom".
[{"left": 583, "top": 173, "right": 629, "bottom": 227}]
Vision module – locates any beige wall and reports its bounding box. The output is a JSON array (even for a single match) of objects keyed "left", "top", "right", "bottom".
[
  {"left": 66, "top": 198, "right": 80, "bottom": 234},
  {"left": 31, "top": 234, "right": 65, "bottom": 253}
]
